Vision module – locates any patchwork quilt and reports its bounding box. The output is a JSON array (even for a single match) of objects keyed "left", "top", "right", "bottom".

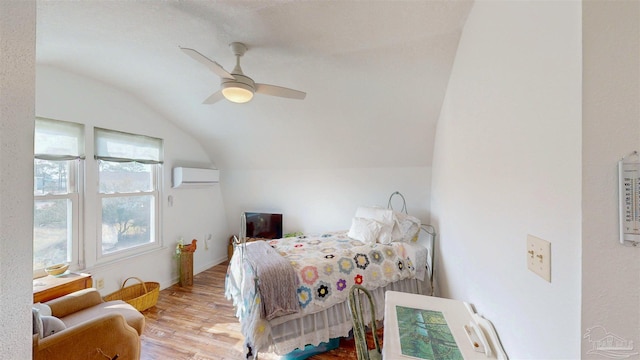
[
  {"left": 225, "top": 231, "right": 426, "bottom": 354},
  {"left": 267, "top": 231, "right": 421, "bottom": 315}
]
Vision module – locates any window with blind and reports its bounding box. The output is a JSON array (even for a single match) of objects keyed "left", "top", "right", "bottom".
[
  {"left": 33, "top": 118, "right": 84, "bottom": 271},
  {"left": 94, "top": 128, "right": 163, "bottom": 259}
]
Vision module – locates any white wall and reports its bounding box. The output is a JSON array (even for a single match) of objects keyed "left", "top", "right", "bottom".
[
  {"left": 431, "top": 1, "right": 582, "bottom": 358},
  {"left": 222, "top": 167, "right": 431, "bottom": 236},
  {"left": 582, "top": 1, "right": 640, "bottom": 358},
  {"left": 36, "top": 65, "right": 230, "bottom": 294},
  {"left": 0, "top": 1, "right": 36, "bottom": 357}
]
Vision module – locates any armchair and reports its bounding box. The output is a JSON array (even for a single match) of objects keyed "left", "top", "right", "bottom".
[{"left": 33, "top": 288, "right": 145, "bottom": 360}]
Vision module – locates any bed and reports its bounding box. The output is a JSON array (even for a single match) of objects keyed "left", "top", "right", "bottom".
[{"left": 225, "top": 194, "right": 436, "bottom": 357}]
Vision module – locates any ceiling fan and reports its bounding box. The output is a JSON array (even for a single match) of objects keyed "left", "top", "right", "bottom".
[{"left": 180, "top": 42, "right": 306, "bottom": 104}]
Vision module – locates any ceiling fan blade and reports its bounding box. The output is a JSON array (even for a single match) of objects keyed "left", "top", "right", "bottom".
[
  {"left": 255, "top": 83, "right": 306, "bottom": 100},
  {"left": 202, "top": 90, "right": 225, "bottom": 104},
  {"left": 180, "top": 47, "right": 235, "bottom": 80}
]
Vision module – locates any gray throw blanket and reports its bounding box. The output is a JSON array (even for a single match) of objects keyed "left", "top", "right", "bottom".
[{"left": 244, "top": 240, "right": 300, "bottom": 320}]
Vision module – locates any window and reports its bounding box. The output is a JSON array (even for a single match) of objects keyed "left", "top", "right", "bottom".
[
  {"left": 33, "top": 120, "right": 165, "bottom": 271},
  {"left": 33, "top": 118, "right": 84, "bottom": 271},
  {"left": 95, "top": 128, "right": 163, "bottom": 260}
]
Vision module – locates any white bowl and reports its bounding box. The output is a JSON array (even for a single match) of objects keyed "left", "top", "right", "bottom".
[{"left": 45, "top": 263, "right": 69, "bottom": 276}]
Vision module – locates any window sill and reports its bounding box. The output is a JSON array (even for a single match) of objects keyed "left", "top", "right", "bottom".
[{"left": 85, "top": 245, "right": 169, "bottom": 273}]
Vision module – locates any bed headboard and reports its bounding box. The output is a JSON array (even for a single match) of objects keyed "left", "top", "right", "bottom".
[{"left": 388, "top": 190, "right": 436, "bottom": 295}]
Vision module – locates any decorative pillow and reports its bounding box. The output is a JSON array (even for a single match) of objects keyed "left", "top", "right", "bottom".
[
  {"left": 377, "top": 224, "right": 393, "bottom": 244},
  {"left": 392, "top": 211, "right": 421, "bottom": 242},
  {"left": 354, "top": 206, "right": 394, "bottom": 225},
  {"left": 40, "top": 316, "right": 66, "bottom": 337},
  {"left": 32, "top": 308, "right": 43, "bottom": 338},
  {"left": 32, "top": 308, "right": 66, "bottom": 338},
  {"left": 347, "top": 217, "right": 383, "bottom": 244},
  {"left": 354, "top": 206, "right": 394, "bottom": 244},
  {"left": 32, "top": 302, "right": 52, "bottom": 316}
]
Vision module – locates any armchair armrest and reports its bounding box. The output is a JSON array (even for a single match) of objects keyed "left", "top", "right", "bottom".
[
  {"left": 33, "top": 312, "right": 140, "bottom": 360},
  {"left": 45, "top": 288, "right": 104, "bottom": 318}
]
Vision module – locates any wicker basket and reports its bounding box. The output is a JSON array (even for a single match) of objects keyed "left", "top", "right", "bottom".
[{"left": 103, "top": 277, "right": 159, "bottom": 311}]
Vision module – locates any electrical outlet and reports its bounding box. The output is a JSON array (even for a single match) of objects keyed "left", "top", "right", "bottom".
[
  {"left": 527, "top": 235, "right": 551, "bottom": 282},
  {"left": 96, "top": 278, "right": 105, "bottom": 290}
]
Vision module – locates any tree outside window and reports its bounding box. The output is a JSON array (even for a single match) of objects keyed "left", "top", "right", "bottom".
[{"left": 98, "top": 160, "right": 157, "bottom": 256}]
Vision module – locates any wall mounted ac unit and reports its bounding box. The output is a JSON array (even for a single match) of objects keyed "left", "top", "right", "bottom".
[{"left": 172, "top": 167, "right": 219, "bottom": 188}]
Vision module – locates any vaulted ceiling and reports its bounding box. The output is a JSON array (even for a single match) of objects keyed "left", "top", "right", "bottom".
[{"left": 36, "top": 1, "right": 473, "bottom": 170}]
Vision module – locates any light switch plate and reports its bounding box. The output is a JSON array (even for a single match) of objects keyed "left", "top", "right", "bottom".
[{"left": 527, "top": 235, "right": 551, "bottom": 282}]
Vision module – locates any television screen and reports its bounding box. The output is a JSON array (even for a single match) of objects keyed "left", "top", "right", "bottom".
[{"left": 244, "top": 212, "right": 283, "bottom": 239}]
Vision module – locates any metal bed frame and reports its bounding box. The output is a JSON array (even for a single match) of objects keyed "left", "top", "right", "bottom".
[{"left": 387, "top": 191, "right": 436, "bottom": 296}]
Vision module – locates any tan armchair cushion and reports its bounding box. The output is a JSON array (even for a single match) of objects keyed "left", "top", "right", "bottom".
[
  {"left": 60, "top": 300, "right": 145, "bottom": 336},
  {"left": 33, "top": 312, "right": 140, "bottom": 360},
  {"left": 44, "top": 288, "right": 145, "bottom": 336},
  {"left": 46, "top": 288, "right": 103, "bottom": 318}
]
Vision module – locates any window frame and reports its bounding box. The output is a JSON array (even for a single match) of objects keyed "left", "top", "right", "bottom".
[
  {"left": 33, "top": 166, "right": 82, "bottom": 271},
  {"left": 33, "top": 120, "right": 166, "bottom": 272},
  {"left": 33, "top": 116, "right": 86, "bottom": 276},
  {"left": 96, "top": 161, "right": 162, "bottom": 262},
  {"left": 93, "top": 127, "right": 164, "bottom": 264}
]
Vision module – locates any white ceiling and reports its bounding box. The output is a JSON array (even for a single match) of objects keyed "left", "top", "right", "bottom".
[{"left": 36, "top": 0, "right": 473, "bottom": 170}]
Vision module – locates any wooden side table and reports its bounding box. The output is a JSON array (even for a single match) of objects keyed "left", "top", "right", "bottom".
[
  {"left": 179, "top": 251, "right": 194, "bottom": 286},
  {"left": 33, "top": 272, "right": 93, "bottom": 303}
]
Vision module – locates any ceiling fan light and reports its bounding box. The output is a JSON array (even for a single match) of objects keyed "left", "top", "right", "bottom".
[{"left": 222, "top": 83, "right": 254, "bottom": 103}]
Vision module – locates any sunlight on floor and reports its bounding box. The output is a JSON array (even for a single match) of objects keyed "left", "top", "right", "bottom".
[{"left": 204, "top": 322, "right": 242, "bottom": 338}]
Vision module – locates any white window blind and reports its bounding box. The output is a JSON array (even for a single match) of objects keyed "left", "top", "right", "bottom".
[
  {"left": 95, "top": 127, "right": 162, "bottom": 261},
  {"left": 33, "top": 117, "right": 83, "bottom": 272},
  {"left": 35, "top": 118, "right": 85, "bottom": 160},
  {"left": 94, "top": 128, "right": 163, "bottom": 164}
]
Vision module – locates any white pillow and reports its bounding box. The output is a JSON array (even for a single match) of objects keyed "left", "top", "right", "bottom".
[
  {"left": 355, "top": 206, "right": 394, "bottom": 225},
  {"left": 33, "top": 307, "right": 66, "bottom": 338},
  {"left": 348, "top": 217, "right": 383, "bottom": 244},
  {"left": 377, "top": 224, "right": 393, "bottom": 244},
  {"left": 41, "top": 316, "right": 66, "bottom": 337},
  {"left": 354, "top": 206, "right": 394, "bottom": 244},
  {"left": 33, "top": 302, "right": 52, "bottom": 316},
  {"left": 32, "top": 308, "right": 43, "bottom": 338},
  {"left": 392, "top": 211, "right": 421, "bottom": 242}
]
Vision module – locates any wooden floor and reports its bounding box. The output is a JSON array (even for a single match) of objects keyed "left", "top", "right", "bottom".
[{"left": 139, "top": 262, "right": 374, "bottom": 359}]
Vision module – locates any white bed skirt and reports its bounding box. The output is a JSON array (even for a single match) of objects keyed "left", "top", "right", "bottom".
[{"left": 265, "top": 278, "right": 421, "bottom": 355}]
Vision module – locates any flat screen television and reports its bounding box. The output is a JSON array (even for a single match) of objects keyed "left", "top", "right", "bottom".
[{"left": 244, "top": 212, "right": 283, "bottom": 239}]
